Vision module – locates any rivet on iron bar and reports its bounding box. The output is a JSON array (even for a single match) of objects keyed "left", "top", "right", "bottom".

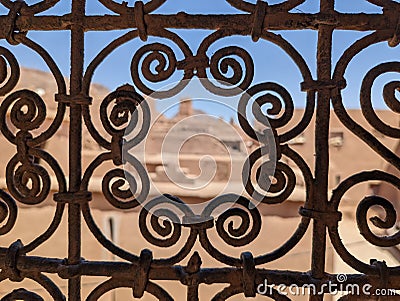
[
  {"left": 57, "top": 258, "right": 82, "bottom": 279},
  {"left": 4, "top": 240, "right": 25, "bottom": 282},
  {"left": 5, "top": 0, "right": 27, "bottom": 46},
  {"left": 176, "top": 56, "right": 209, "bottom": 73},
  {"left": 111, "top": 136, "right": 124, "bottom": 166},
  {"left": 15, "top": 131, "right": 32, "bottom": 164},
  {"left": 54, "top": 191, "right": 93, "bottom": 205},
  {"left": 269, "top": 129, "right": 281, "bottom": 160},
  {"left": 185, "top": 252, "right": 202, "bottom": 275},
  {"left": 241, "top": 252, "right": 256, "bottom": 297},
  {"left": 182, "top": 216, "right": 214, "bottom": 230},
  {"left": 371, "top": 259, "right": 389, "bottom": 301},
  {"left": 132, "top": 249, "right": 153, "bottom": 298},
  {"left": 299, "top": 207, "right": 342, "bottom": 226},
  {"left": 134, "top": 1, "right": 148, "bottom": 42},
  {"left": 181, "top": 252, "right": 202, "bottom": 287},
  {"left": 251, "top": 0, "right": 268, "bottom": 42},
  {"left": 389, "top": 15, "right": 400, "bottom": 47},
  {"left": 300, "top": 79, "right": 347, "bottom": 92},
  {"left": 55, "top": 94, "right": 93, "bottom": 106}
]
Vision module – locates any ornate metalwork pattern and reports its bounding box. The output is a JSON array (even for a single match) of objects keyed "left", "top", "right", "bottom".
[{"left": 0, "top": 0, "right": 399, "bottom": 300}]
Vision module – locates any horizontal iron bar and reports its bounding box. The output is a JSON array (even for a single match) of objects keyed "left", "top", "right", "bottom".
[
  {"left": 0, "top": 12, "right": 392, "bottom": 33},
  {"left": 2, "top": 253, "right": 400, "bottom": 289}
]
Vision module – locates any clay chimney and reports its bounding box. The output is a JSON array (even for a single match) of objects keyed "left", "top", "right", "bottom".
[{"left": 179, "top": 98, "right": 193, "bottom": 117}]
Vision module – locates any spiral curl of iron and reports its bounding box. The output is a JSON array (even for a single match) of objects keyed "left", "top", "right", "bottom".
[
  {"left": 0, "top": 90, "right": 47, "bottom": 145},
  {"left": 356, "top": 195, "right": 400, "bottom": 247},
  {"left": 0, "top": 47, "right": 19, "bottom": 96},
  {"left": 328, "top": 171, "right": 400, "bottom": 274},
  {"left": 131, "top": 42, "right": 187, "bottom": 98},
  {"left": 243, "top": 147, "right": 295, "bottom": 205},
  {"left": 6, "top": 155, "right": 50, "bottom": 205},
  {"left": 0, "top": 190, "right": 17, "bottom": 235},
  {"left": 238, "top": 82, "right": 294, "bottom": 141},
  {"left": 101, "top": 148, "right": 149, "bottom": 208},
  {"left": 198, "top": 46, "right": 254, "bottom": 96},
  {"left": 100, "top": 88, "right": 150, "bottom": 141},
  {"left": 360, "top": 62, "right": 400, "bottom": 138},
  {"left": 102, "top": 169, "right": 135, "bottom": 209},
  {"left": 202, "top": 194, "right": 261, "bottom": 247},
  {"left": 139, "top": 195, "right": 193, "bottom": 248}
]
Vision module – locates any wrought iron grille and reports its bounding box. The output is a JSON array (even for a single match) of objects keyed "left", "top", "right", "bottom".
[{"left": 0, "top": 0, "right": 400, "bottom": 300}]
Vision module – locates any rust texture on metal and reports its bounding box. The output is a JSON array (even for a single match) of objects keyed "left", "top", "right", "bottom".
[{"left": 0, "top": 0, "right": 399, "bottom": 300}]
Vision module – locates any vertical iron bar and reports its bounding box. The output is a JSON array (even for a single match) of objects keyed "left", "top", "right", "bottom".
[
  {"left": 68, "top": 0, "right": 86, "bottom": 300},
  {"left": 310, "top": 0, "right": 334, "bottom": 300},
  {"left": 187, "top": 286, "right": 199, "bottom": 301}
]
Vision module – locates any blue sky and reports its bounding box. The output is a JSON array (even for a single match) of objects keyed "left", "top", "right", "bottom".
[{"left": 0, "top": 0, "right": 399, "bottom": 119}]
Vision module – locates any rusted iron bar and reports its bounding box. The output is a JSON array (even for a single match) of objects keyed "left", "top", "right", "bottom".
[
  {"left": 0, "top": 13, "right": 391, "bottom": 32},
  {"left": 310, "top": 1, "right": 334, "bottom": 300},
  {"left": 1, "top": 253, "right": 400, "bottom": 290},
  {"left": 67, "top": 0, "right": 85, "bottom": 300}
]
